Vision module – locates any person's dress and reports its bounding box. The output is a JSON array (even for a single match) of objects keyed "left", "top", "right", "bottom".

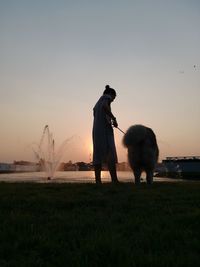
[{"left": 92, "top": 94, "right": 118, "bottom": 165}]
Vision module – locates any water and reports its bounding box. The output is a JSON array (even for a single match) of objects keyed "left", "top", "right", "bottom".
[
  {"left": 0, "top": 171, "right": 183, "bottom": 183},
  {"left": 32, "top": 125, "right": 71, "bottom": 179}
]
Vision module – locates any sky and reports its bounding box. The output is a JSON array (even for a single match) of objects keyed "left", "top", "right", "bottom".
[{"left": 0, "top": 0, "right": 200, "bottom": 163}]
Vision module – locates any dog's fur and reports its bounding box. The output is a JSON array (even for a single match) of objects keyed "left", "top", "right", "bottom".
[{"left": 123, "top": 125, "right": 159, "bottom": 184}]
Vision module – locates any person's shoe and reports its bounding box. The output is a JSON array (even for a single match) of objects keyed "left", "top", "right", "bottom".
[
  {"left": 111, "top": 179, "right": 120, "bottom": 184},
  {"left": 95, "top": 178, "right": 102, "bottom": 184}
]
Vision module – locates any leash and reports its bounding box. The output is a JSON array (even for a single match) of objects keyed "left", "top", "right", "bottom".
[
  {"left": 111, "top": 121, "right": 125, "bottom": 134},
  {"left": 116, "top": 127, "right": 125, "bottom": 135}
]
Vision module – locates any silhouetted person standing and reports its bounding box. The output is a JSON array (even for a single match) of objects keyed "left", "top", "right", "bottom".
[{"left": 92, "top": 85, "right": 119, "bottom": 184}]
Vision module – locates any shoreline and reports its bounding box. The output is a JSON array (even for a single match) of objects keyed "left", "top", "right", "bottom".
[{"left": 0, "top": 170, "right": 198, "bottom": 183}]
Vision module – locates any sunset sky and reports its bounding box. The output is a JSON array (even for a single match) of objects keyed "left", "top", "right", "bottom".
[{"left": 0, "top": 0, "right": 200, "bottom": 164}]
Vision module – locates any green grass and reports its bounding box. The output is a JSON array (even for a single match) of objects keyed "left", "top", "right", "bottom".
[{"left": 0, "top": 182, "right": 200, "bottom": 267}]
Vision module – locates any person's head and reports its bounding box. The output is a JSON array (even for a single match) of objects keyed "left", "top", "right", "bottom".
[{"left": 103, "top": 85, "right": 116, "bottom": 101}]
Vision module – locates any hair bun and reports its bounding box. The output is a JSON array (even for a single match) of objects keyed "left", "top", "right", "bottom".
[{"left": 105, "top": 85, "right": 110, "bottom": 89}]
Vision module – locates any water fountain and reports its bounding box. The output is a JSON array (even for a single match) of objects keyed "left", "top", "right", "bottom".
[{"left": 33, "top": 125, "right": 70, "bottom": 180}]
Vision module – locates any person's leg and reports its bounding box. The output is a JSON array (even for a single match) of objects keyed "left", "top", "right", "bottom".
[
  {"left": 109, "top": 167, "right": 119, "bottom": 183},
  {"left": 133, "top": 169, "right": 142, "bottom": 185},
  {"left": 106, "top": 131, "right": 119, "bottom": 183},
  {"left": 94, "top": 164, "right": 102, "bottom": 184},
  {"left": 108, "top": 159, "right": 119, "bottom": 183}
]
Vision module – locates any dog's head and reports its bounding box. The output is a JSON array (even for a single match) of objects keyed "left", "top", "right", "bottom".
[{"left": 123, "top": 125, "right": 147, "bottom": 147}]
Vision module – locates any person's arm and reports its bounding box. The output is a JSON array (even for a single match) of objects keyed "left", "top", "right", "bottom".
[{"left": 102, "top": 100, "right": 118, "bottom": 127}]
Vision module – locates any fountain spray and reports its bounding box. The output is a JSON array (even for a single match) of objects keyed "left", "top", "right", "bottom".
[{"left": 33, "top": 125, "right": 71, "bottom": 180}]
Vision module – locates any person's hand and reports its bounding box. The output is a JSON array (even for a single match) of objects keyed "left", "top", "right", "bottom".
[{"left": 112, "top": 118, "right": 118, "bottom": 128}]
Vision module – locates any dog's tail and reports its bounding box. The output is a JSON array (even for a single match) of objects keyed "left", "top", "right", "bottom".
[{"left": 123, "top": 125, "right": 147, "bottom": 147}]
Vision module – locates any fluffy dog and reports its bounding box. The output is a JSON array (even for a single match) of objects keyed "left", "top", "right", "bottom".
[{"left": 123, "top": 125, "right": 159, "bottom": 184}]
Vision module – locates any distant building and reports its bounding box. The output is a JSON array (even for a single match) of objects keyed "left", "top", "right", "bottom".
[
  {"left": 156, "top": 156, "right": 200, "bottom": 179},
  {"left": 13, "top": 161, "right": 40, "bottom": 172},
  {"left": 0, "top": 163, "right": 15, "bottom": 173}
]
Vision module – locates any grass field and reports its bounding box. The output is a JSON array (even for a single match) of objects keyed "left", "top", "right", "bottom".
[{"left": 0, "top": 181, "right": 199, "bottom": 267}]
